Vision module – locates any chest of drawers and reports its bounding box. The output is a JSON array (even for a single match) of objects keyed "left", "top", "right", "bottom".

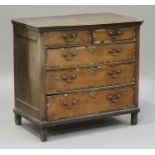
[{"left": 12, "top": 13, "right": 143, "bottom": 141}]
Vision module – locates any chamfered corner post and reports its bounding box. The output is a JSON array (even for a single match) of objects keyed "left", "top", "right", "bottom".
[
  {"left": 14, "top": 113, "right": 22, "bottom": 125},
  {"left": 131, "top": 112, "right": 138, "bottom": 125},
  {"left": 40, "top": 127, "right": 48, "bottom": 142}
]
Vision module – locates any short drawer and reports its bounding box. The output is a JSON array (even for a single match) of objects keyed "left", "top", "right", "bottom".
[
  {"left": 46, "top": 63, "right": 135, "bottom": 94},
  {"left": 47, "top": 85, "right": 135, "bottom": 121},
  {"left": 46, "top": 43, "right": 136, "bottom": 69},
  {"left": 44, "top": 31, "right": 91, "bottom": 46},
  {"left": 94, "top": 27, "right": 136, "bottom": 44}
]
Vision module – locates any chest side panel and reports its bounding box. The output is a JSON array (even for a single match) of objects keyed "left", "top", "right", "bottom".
[{"left": 13, "top": 24, "right": 45, "bottom": 120}]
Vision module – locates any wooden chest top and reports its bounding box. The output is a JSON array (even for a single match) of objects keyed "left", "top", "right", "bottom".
[{"left": 12, "top": 12, "right": 143, "bottom": 30}]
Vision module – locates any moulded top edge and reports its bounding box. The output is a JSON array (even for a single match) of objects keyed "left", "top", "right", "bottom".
[{"left": 12, "top": 12, "right": 143, "bottom": 30}]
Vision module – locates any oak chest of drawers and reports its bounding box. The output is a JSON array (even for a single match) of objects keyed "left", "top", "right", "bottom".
[{"left": 12, "top": 13, "right": 143, "bottom": 141}]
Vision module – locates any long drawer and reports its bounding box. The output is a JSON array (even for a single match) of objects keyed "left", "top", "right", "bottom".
[
  {"left": 46, "top": 63, "right": 135, "bottom": 94},
  {"left": 46, "top": 43, "right": 136, "bottom": 69},
  {"left": 47, "top": 85, "right": 135, "bottom": 121}
]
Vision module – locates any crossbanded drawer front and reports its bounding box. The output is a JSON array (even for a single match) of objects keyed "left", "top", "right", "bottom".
[
  {"left": 46, "top": 43, "right": 136, "bottom": 69},
  {"left": 47, "top": 85, "right": 135, "bottom": 121},
  {"left": 46, "top": 63, "right": 135, "bottom": 94},
  {"left": 44, "top": 31, "right": 91, "bottom": 46},
  {"left": 94, "top": 27, "right": 136, "bottom": 44}
]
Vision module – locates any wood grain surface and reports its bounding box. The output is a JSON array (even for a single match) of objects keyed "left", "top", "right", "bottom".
[
  {"left": 94, "top": 27, "right": 136, "bottom": 44},
  {"left": 44, "top": 31, "right": 91, "bottom": 46},
  {"left": 47, "top": 85, "right": 135, "bottom": 121},
  {"left": 12, "top": 12, "right": 143, "bottom": 28},
  {"left": 46, "top": 63, "right": 135, "bottom": 94},
  {"left": 46, "top": 43, "right": 136, "bottom": 69}
]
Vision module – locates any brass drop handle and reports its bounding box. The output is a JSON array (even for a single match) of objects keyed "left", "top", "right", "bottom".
[
  {"left": 108, "top": 48, "right": 122, "bottom": 56},
  {"left": 107, "top": 69, "right": 122, "bottom": 79},
  {"left": 108, "top": 30, "right": 122, "bottom": 38},
  {"left": 61, "top": 32, "right": 77, "bottom": 42},
  {"left": 108, "top": 93, "right": 121, "bottom": 103},
  {"left": 62, "top": 74, "right": 77, "bottom": 83},
  {"left": 63, "top": 100, "right": 78, "bottom": 109},
  {"left": 62, "top": 51, "right": 77, "bottom": 60}
]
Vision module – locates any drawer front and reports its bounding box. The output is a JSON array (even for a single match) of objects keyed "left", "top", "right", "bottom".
[
  {"left": 94, "top": 27, "right": 136, "bottom": 44},
  {"left": 47, "top": 85, "right": 135, "bottom": 121},
  {"left": 46, "top": 63, "right": 135, "bottom": 94},
  {"left": 44, "top": 31, "right": 91, "bottom": 46},
  {"left": 46, "top": 43, "right": 135, "bottom": 69}
]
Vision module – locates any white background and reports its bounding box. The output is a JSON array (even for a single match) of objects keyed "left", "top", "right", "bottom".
[{"left": 0, "top": 5, "right": 155, "bottom": 149}]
